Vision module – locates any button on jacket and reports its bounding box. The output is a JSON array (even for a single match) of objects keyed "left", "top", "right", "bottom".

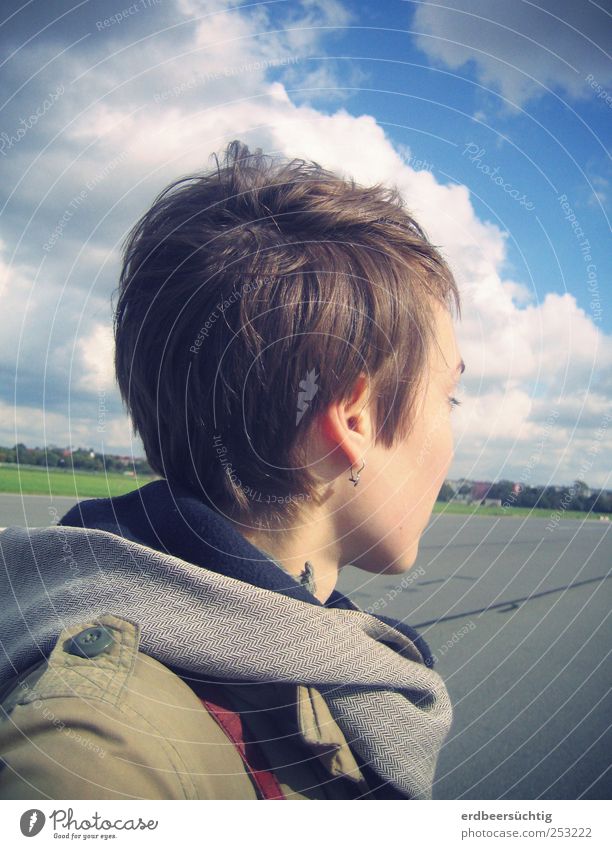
[{"left": 0, "top": 614, "right": 372, "bottom": 799}]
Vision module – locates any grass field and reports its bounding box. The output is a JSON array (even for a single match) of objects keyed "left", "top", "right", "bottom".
[
  {"left": 432, "top": 501, "right": 602, "bottom": 521},
  {"left": 0, "top": 465, "right": 607, "bottom": 521},
  {"left": 0, "top": 465, "right": 155, "bottom": 498}
]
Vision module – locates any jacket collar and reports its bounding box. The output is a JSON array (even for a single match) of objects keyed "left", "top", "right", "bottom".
[
  {"left": 59, "top": 479, "right": 358, "bottom": 610},
  {"left": 59, "top": 478, "right": 434, "bottom": 664}
]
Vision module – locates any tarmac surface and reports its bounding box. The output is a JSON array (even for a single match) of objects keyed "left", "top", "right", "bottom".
[{"left": 1, "top": 493, "right": 610, "bottom": 800}]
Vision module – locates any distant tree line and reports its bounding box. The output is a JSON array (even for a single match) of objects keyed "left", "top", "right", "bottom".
[
  {"left": 0, "top": 444, "right": 153, "bottom": 476},
  {"left": 3, "top": 446, "right": 609, "bottom": 513},
  {"left": 437, "top": 478, "right": 612, "bottom": 514}
]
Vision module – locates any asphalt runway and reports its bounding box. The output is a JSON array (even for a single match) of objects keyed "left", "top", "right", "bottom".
[
  {"left": 337, "top": 512, "right": 612, "bottom": 801},
  {"left": 0, "top": 493, "right": 78, "bottom": 527},
  {"left": 1, "top": 493, "right": 610, "bottom": 800}
]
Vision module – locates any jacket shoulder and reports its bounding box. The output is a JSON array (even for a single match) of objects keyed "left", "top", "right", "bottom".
[{"left": 0, "top": 614, "right": 257, "bottom": 799}]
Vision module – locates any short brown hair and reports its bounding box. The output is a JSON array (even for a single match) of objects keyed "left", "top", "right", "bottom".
[{"left": 115, "top": 140, "right": 460, "bottom": 530}]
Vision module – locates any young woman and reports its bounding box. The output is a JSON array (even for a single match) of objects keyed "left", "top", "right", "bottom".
[{"left": 0, "top": 140, "right": 462, "bottom": 800}]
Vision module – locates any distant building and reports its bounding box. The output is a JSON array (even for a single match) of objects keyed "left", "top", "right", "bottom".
[
  {"left": 470, "top": 481, "right": 490, "bottom": 502},
  {"left": 445, "top": 478, "right": 473, "bottom": 502}
]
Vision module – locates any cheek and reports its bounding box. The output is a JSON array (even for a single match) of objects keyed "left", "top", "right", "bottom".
[
  {"left": 435, "top": 427, "right": 454, "bottom": 484},
  {"left": 412, "top": 405, "right": 454, "bottom": 479},
  {"left": 412, "top": 426, "right": 453, "bottom": 502},
  {"left": 441, "top": 423, "right": 455, "bottom": 467}
]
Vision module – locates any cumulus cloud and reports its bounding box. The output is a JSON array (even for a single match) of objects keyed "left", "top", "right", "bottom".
[
  {"left": 1, "top": 0, "right": 610, "bottom": 487},
  {"left": 412, "top": 0, "right": 612, "bottom": 108},
  {"left": 0, "top": 397, "right": 133, "bottom": 455},
  {"left": 78, "top": 322, "right": 115, "bottom": 392}
]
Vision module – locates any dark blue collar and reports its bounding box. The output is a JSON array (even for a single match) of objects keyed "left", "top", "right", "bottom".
[
  {"left": 59, "top": 478, "right": 434, "bottom": 665},
  {"left": 59, "top": 479, "right": 342, "bottom": 605}
]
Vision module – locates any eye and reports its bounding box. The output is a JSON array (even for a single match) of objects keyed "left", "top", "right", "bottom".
[{"left": 448, "top": 395, "right": 461, "bottom": 410}]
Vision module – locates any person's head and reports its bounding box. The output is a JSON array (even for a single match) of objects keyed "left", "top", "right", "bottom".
[{"left": 115, "top": 140, "right": 461, "bottom": 571}]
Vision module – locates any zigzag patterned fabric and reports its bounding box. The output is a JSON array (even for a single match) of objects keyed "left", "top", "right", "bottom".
[{"left": 0, "top": 517, "right": 453, "bottom": 799}]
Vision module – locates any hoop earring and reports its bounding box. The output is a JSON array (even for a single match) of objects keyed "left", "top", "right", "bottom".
[{"left": 348, "top": 458, "right": 365, "bottom": 486}]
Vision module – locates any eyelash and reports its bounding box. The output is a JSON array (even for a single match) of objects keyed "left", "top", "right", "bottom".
[{"left": 448, "top": 395, "right": 462, "bottom": 409}]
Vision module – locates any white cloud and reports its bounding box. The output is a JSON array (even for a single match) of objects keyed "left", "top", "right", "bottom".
[
  {"left": 176, "top": 0, "right": 352, "bottom": 65},
  {"left": 78, "top": 323, "right": 115, "bottom": 392},
  {"left": 281, "top": 61, "right": 369, "bottom": 105},
  {"left": 412, "top": 0, "right": 612, "bottom": 108},
  {"left": 0, "top": 242, "right": 41, "bottom": 365},
  {"left": 1, "top": 0, "right": 610, "bottom": 489},
  {"left": 0, "top": 397, "right": 134, "bottom": 454},
  {"left": 587, "top": 174, "right": 609, "bottom": 208},
  {"left": 501, "top": 279, "right": 534, "bottom": 306}
]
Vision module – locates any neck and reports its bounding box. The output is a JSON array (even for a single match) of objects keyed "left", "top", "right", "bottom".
[
  {"left": 230, "top": 515, "right": 342, "bottom": 604},
  {"left": 264, "top": 552, "right": 340, "bottom": 604}
]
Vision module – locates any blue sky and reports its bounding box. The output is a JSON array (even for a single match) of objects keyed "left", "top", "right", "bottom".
[{"left": 0, "top": 0, "right": 610, "bottom": 487}]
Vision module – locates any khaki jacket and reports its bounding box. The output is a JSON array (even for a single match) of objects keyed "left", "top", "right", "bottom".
[{"left": 0, "top": 614, "right": 372, "bottom": 800}]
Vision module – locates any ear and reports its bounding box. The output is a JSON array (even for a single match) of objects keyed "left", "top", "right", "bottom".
[{"left": 318, "top": 373, "right": 373, "bottom": 466}]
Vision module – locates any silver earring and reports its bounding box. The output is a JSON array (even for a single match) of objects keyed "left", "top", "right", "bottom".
[{"left": 349, "top": 458, "right": 365, "bottom": 486}]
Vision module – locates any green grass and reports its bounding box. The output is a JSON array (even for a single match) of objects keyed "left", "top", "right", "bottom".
[
  {"left": 0, "top": 464, "right": 155, "bottom": 498},
  {"left": 432, "top": 501, "right": 603, "bottom": 520}
]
